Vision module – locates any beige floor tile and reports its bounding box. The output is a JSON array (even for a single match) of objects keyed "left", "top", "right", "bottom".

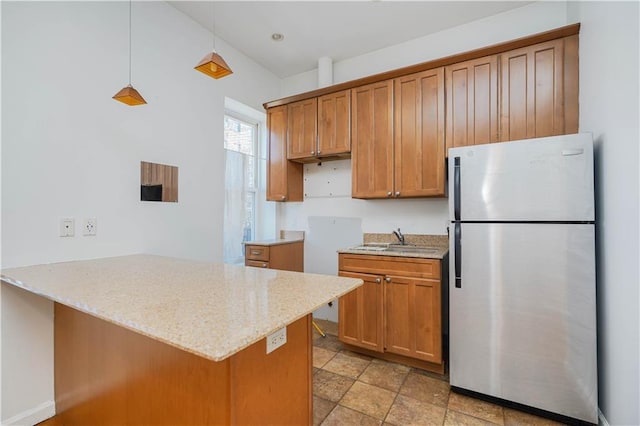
[
  {"left": 340, "top": 381, "right": 397, "bottom": 420},
  {"left": 385, "top": 394, "right": 447, "bottom": 426},
  {"left": 314, "top": 369, "right": 355, "bottom": 402},
  {"left": 359, "top": 359, "right": 411, "bottom": 392},
  {"left": 445, "top": 409, "right": 499, "bottom": 425},
  {"left": 323, "top": 351, "right": 371, "bottom": 379},
  {"left": 314, "top": 396, "right": 337, "bottom": 426},
  {"left": 314, "top": 319, "right": 339, "bottom": 336},
  {"left": 314, "top": 334, "right": 346, "bottom": 352},
  {"left": 503, "top": 408, "right": 564, "bottom": 426},
  {"left": 399, "top": 372, "right": 450, "bottom": 407},
  {"left": 314, "top": 346, "right": 338, "bottom": 368},
  {"left": 448, "top": 393, "right": 504, "bottom": 425},
  {"left": 321, "top": 405, "right": 382, "bottom": 426}
]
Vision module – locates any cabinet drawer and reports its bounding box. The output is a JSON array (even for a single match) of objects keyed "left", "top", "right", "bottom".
[
  {"left": 246, "top": 260, "right": 270, "bottom": 268},
  {"left": 245, "top": 245, "right": 270, "bottom": 261},
  {"left": 339, "top": 253, "right": 440, "bottom": 279}
]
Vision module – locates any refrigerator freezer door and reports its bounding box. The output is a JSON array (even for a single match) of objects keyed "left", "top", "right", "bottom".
[
  {"left": 448, "top": 133, "right": 594, "bottom": 222},
  {"left": 449, "top": 223, "right": 597, "bottom": 423}
]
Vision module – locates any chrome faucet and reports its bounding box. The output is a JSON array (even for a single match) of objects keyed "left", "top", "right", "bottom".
[{"left": 392, "top": 228, "right": 406, "bottom": 245}]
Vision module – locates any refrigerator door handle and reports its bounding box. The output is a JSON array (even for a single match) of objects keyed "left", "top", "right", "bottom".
[
  {"left": 454, "top": 157, "right": 461, "bottom": 220},
  {"left": 455, "top": 223, "right": 462, "bottom": 288}
]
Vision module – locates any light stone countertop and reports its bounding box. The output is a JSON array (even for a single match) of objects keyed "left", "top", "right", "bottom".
[
  {"left": 1, "top": 254, "right": 362, "bottom": 361},
  {"left": 337, "top": 246, "right": 449, "bottom": 260},
  {"left": 338, "top": 233, "right": 449, "bottom": 260},
  {"left": 243, "top": 238, "right": 304, "bottom": 247}
]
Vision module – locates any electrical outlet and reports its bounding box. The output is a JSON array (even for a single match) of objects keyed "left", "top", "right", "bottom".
[
  {"left": 266, "top": 326, "right": 287, "bottom": 354},
  {"left": 60, "top": 218, "right": 75, "bottom": 237},
  {"left": 83, "top": 218, "right": 97, "bottom": 236}
]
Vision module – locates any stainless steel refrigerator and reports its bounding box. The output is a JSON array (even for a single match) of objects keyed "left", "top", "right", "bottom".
[{"left": 448, "top": 133, "right": 598, "bottom": 424}]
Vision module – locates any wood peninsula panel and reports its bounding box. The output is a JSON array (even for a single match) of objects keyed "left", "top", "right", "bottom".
[
  {"left": 394, "top": 68, "right": 445, "bottom": 197},
  {"left": 267, "top": 105, "right": 303, "bottom": 201},
  {"left": 231, "top": 314, "right": 312, "bottom": 425},
  {"left": 54, "top": 303, "right": 231, "bottom": 425},
  {"left": 54, "top": 303, "right": 313, "bottom": 425},
  {"left": 351, "top": 80, "right": 394, "bottom": 199},
  {"left": 445, "top": 55, "right": 499, "bottom": 152}
]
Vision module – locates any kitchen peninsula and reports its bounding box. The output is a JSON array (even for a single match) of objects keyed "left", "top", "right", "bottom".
[{"left": 1, "top": 254, "right": 362, "bottom": 425}]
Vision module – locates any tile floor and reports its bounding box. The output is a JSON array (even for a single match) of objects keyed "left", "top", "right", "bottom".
[{"left": 312, "top": 320, "right": 564, "bottom": 426}]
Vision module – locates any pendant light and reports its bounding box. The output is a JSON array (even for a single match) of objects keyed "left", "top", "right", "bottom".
[
  {"left": 113, "top": 0, "right": 147, "bottom": 106},
  {"left": 194, "top": 3, "right": 232, "bottom": 79}
]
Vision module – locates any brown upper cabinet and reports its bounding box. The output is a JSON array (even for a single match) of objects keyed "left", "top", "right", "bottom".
[
  {"left": 287, "top": 90, "right": 351, "bottom": 163},
  {"left": 394, "top": 68, "right": 446, "bottom": 198},
  {"left": 351, "top": 81, "right": 394, "bottom": 199},
  {"left": 317, "top": 90, "right": 351, "bottom": 157},
  {"left": 287, "top": 98, "right": 317, "bottom": 160},
  {"left": 267, "top": 106, "right": 303, "bottom": 202},
  {"left": 264, "top": 24, "right": 580, "bottom": 201},
  {"left": 500, "top": 36, "right": 579, "bottom": 141},
  {"left": 445, "top": 55, "right": 499, "bottom": 152},
  {"left": 351, "top": 69, "right": 446, "bottom": 199}
]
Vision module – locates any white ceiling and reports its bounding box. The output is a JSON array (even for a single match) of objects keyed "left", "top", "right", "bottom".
[{"left": 168, "top": 1, "right": 533, "bottom": 79}]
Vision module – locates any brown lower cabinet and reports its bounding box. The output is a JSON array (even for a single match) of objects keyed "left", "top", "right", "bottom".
[
  {"left": 338, "top": 253, "right": 443, "bottom": 373},
  {"left": 245, "top": 241, "right": 304, "bottom": 272}
]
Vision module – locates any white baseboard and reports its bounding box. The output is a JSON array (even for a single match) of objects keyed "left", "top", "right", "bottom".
[
  {"left": 1, "top": 400, "right": 55, "bottom": 426},
  {"left": 598, "top": 408, "right": 611, "bottom": 426}
]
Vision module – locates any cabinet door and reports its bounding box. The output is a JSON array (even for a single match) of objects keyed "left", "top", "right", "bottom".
[
  {"left": 445, "top": 56, "right": 498, "bottom": 153},
  {"left": 338, "top": 271, "right": 384, "bottom": 353},
  {"left": 351, "top": 81, "right": 394, "bottom": 199},
  {"left": 394, "top": 68, "right": 445, "bottom": 197},
  {"left": 267, "top": 106, "right": 303, "bottom": 201},
  {"left": 287, "top": 98, "right": 317, "bottom": 160},
  {"left": 385, "top": 275, "right": 441, "bottom": 363},
  {"left": 500, "top": 38, "right": 570, "bottom": 141},
  {"left": 318, "top": 90, "right": 351, "bottom": 156}
]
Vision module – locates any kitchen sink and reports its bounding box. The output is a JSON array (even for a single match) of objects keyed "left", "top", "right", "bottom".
[
  {"left": 350, "top": 244, "right": 438, "bottom": 254},
  {"left": 385, "top": 245, "right": 438, "bottom": 254}
]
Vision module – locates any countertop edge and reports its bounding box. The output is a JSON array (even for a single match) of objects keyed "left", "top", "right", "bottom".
[
  {"left": 336, "top": 248, "right": 448, "bottom": 260},
  {"left": 243, "top": 238, "right": 304, "bottom": 247},
  {"left": 1, "top": 270, "right": 363, "bottom": 362}
]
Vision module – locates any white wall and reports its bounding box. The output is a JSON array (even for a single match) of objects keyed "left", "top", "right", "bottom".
[
  {"left": 1, "top": 1, "right": 280, "bottom": 423},
  {"left": 566, "top": 2, "right": 640, "bottom": 425},
  {"left": 280, "top": 2, "right": 569, "bottom": 96},
  {"left": 279, "top": 1, "right": 570, "bottom": 322}
]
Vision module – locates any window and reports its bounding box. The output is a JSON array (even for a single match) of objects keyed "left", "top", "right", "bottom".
[{"left": 223, "top": 109, "right": 275, "bottom": 264}]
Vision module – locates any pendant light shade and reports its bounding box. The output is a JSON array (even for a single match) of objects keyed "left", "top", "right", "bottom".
[
  {"left": 195, "top": 3, "right": 232, "bottom": 80},
  {"left": 112, "top": 85, "right": 147, "bottom": 106},
  {"left": 194, "top": 51, "right": 233, "bottom": 79},
  {"left": 113, "top": 0, "right": 146, "bottom": 106}
]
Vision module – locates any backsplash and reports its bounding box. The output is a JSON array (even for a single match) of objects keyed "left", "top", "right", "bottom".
[{"left": 363, "top": 233, "right": 448, "bottom": 248}]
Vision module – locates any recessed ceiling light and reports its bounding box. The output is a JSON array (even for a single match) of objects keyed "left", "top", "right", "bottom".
[{"left": 271, "top": 33, "right": 284, "bottom": 42}]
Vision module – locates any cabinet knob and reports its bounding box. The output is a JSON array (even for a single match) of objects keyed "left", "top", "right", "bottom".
[
  {"left": 375, "top": 278, "right": 381, "bottom": 284},
  {"left": 387, "top": 192, "right": 392, "bottom": 197},
  {"left": 262, "top": 263, "right": 267, "bottom": 268},
  {"left": 395, "top": 191, "right": 400, "bottom": 197},
  {"left": 385, "top": 277, "right": 392, "bottom": 283},
  {"left": 317, "top": 150, "right": 321, "bottom": 154},
  {"left": 281, "top": 195, "right": 286, "bottom": 200},
  {"left": 311, "top": 151, "right": 315, "bottom": 155}
]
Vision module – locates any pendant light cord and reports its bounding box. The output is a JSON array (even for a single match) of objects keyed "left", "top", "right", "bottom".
[
  {"left": 129, "top": 0, "right": 132, "bottom": 85},
  {"left": 212, "top": 2, "right": 216, "bottom": 52}
]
